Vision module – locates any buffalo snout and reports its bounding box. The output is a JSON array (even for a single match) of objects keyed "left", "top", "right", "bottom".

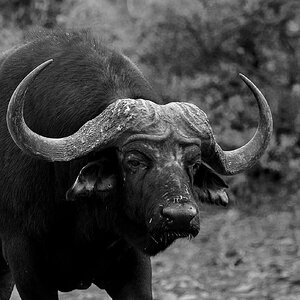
[{"left": 161, "top": 203, "right": 197, "bottom": 230}]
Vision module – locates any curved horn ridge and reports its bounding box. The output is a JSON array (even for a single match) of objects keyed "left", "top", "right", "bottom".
[
  {"left": 207, "top": 74, "right": 273, "bottom": 175},
  {"left": 6, "top": 61, "right": 148, "bottom": 162},
  {"left": 5, "top": 60, "right": 63, "bottom": 160}
]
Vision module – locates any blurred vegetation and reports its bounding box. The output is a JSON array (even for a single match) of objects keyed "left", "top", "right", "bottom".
[{"left": 0, "top": 0, "right": 299, "bottom": 209}]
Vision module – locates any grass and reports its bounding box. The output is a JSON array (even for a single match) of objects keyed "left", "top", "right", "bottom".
[{"left": 10, "top": 199, "right": 300, "bottom": 300}]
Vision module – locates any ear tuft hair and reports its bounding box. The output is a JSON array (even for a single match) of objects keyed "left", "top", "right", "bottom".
[
  {"left": 194, "top": 163, "right": 229, "bottom": 207},
  {"left": 66, "top": 159, "right": 117, "bottom": 201}
]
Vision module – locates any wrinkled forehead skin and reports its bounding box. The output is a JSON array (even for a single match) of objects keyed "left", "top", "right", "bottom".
[
  {"left": 111, "top": 99, "right": 215, "bottom": 149},
  {"left": 121, "top": 139, "right": 201, "bottom": 172}
]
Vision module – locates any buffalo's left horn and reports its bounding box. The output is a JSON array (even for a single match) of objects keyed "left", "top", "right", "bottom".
[
  {"left": 205, "top": 74, "right": 273, "bottom": 175},
  {"left": 6, "top": 60, "right": 146, "bottom": 161}
]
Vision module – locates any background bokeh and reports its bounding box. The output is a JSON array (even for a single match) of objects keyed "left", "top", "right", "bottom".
[{"left": 1, "top": 0, "right": 300, "bottom": 299}]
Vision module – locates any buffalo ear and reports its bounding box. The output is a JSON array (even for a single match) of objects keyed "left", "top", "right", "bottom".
[
  {"left": 66, "top": 159, "right": 117, "bottom": 201},
  {"left": 193, "top": 163, "right": 229, "bottom": 207}
]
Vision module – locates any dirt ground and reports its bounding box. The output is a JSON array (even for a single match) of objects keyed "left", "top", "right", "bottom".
[{"left": 10, "top": 202, "right": 300, "bottom": 300}]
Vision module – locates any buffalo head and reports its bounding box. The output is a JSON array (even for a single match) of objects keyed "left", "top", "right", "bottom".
[{"left": 6, "top": 60, "right": 272, "bottom": 255}]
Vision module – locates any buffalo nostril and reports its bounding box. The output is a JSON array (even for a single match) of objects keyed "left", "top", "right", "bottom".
[{"left": 162, "top": 204, "right": 197, "bottom": 226}]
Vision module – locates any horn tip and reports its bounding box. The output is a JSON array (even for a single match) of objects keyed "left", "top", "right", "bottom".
[
  {"left": 238, "top": 73, "right": 259, "bottom": 92},
  {"left": 39, "top": 59, "right": 54, "bottom": 69},
  {"left": 238, "top": 73, "right": 249, "bottom": 83}
]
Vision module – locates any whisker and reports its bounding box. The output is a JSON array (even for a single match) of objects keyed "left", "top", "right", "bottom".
[{"left": 150, "top": 235, "right": 159, "bottom": 245}]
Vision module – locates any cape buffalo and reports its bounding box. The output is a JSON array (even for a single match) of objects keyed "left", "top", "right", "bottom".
[{"left": 0, "top": 30, "right": 272, "bottom": 299}]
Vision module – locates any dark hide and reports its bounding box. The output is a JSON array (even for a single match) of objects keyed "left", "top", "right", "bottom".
[{"left": 0, "top": 30, "right": 228, "bottom": 299}]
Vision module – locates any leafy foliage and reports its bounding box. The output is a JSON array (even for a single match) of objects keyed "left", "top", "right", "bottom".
[
  {"left": 62, "top": 0, "right": 300, "bottom": 207},
  {"left": 0, "top": 0, "right": 299, "bottom": 206}
]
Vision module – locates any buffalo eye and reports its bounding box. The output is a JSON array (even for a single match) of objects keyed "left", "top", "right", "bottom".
[
  {"left": 185, "top": 155, "right": 201, "bottom": 181},
  {"left": 124, "top": 152, "right": 149, "bottom": 171},
  {"left": 183, "top": 145, "right": 201, "bottom": 174},
  {"left": 187, "top": 161, "right": 201, "bottom": 178},
  {"left": 192, "top": 162, "right": 201, "bottom": 175},
  {"left": 185, "top": 155, "right": 201, "bottom": 176},
  {"left": 128, "top": 159, "right": 142, "bottom": 168}
]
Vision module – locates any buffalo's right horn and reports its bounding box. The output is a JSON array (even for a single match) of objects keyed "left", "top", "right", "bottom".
[{"left": 6, "top": 60, "right": 149, "bottom": 161}]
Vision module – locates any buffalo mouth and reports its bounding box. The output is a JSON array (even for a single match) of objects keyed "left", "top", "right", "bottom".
[{"left": 144, "top": 227, "right": 199, "bottom": 256}]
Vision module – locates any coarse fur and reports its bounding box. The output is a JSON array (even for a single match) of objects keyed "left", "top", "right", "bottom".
[
  {"left": 0, "top": 29, "right": 228, "bottom": 300},
  {"left": 0, "top": 29, "right": 161, "bottom": 234}
]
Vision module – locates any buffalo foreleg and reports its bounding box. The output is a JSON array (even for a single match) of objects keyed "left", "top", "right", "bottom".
[
  {"left": 94, "top": 248, "right": 153, "bottom": 300},
  {"left": 0, "top": 250, "right": 14, "bottom": 300},
  {"left": 4, "top": 236, "right": 59, "bottom": 300}
]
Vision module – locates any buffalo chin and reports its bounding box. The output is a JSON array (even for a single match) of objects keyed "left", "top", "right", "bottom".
[{"left": 143, "top": 228, "right": 199, "bottom": 256}]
